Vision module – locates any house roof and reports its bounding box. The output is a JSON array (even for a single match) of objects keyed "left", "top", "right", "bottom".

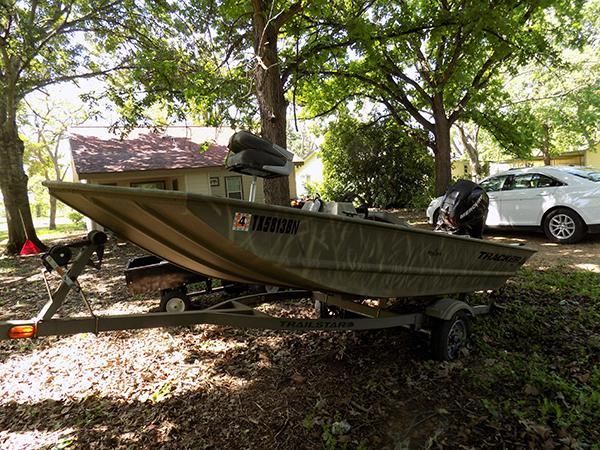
[{"left": 69, "top": 126, "right": 235, "bottom": 175}]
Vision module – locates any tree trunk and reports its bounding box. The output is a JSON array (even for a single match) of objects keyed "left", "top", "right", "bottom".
[
  {"left": 252, "top": 0, "right": 291, "bottom": 206},
  {"left": 48, "top": 156, "right": 63, "bottom": 231},
  {"left": 432, "top": 96, "right": 452, "bottom": 196},
  {"left": 0, "top": 122, "right": 45, "bottom": 254},
  {"left": 542, "top": 123, "right": 551, "bottom": 166},
  {"left": 457, "top": 124, "right": 483, "bottom": 181},
  {"left": 49, "top": 195, "right": 57, "bottom": 230}
]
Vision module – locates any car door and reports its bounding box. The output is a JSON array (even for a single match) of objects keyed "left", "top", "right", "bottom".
[
  {"left": 499, "top": 173, "right": 564, "bottom": 226},
  {"left": 479, "top": 175, "right": 510, "bottom": 226}
]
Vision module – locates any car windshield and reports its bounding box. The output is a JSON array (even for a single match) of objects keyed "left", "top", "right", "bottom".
[{"left": 565, "top": 168, "right": 600, "bottom": 182}]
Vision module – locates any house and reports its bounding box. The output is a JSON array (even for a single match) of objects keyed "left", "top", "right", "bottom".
[
  {"left": 451, "top": 160, "right": 476, "bottom": 180},
  {"left": 489, "top": 146, "right": 600, "bottom": 175},
  {"left": 69, "top": 126, "right": 299, "bottom": 203},
  {"left": 295, "top": 151, "right": 324, "bottom": 197},
  {"left": 450, "top": 145, "right": 600, "bottom": 179}
]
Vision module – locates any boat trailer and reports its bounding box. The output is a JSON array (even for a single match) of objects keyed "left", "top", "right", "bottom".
[{"left": 0, "top": 232, "right": 492, "bottom": 360}]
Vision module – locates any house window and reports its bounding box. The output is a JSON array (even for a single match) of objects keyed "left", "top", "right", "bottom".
[
  {"left": 225, "top": 176, "right": 243, "bottom": 200},
  {"left": 130, "top": 180, "right": 166, "bottom": 190}
]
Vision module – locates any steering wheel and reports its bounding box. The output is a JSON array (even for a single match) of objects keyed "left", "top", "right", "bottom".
[{"left": 340, "top": 192, "right": 369, "bottom": 219}]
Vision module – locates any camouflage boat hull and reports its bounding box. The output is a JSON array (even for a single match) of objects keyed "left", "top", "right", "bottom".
[{"left": 45, "top": 182, "right": 535, "bottom": 298}]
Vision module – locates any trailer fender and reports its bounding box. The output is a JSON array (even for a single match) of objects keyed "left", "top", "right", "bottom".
[{"left": 425, "top": 298, "right": 474, "bottom": 321}]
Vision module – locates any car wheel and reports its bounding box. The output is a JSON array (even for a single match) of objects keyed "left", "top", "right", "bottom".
[{"left": 543, "top": 208, "right": 586, "bottom": 244}]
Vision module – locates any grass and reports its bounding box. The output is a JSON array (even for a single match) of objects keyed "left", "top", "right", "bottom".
[
  {"left": 462, "top": 266, "right": 600, "bottom": 447},
  {"left": 0, "top": 222, "right": 86, "bottom": 246}
]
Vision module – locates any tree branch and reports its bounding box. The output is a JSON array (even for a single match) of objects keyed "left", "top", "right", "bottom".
[
  {"left": 21, "top": 64, "right": 133, "bottom": 97},
  {"left": 383, "top": 74, "right": 435, "bottom": 132},
  {"left": 448, "top": 51, "right": 511, "bottom": 123},
  {"left": 274, "top": 1, "right": 306, "bottom": 31},
  {"left": 381, "top": 52, "right": 432, "bottom": 103},
  {"left": 18, "top": 1, "right": 123, "bottom": 77}
]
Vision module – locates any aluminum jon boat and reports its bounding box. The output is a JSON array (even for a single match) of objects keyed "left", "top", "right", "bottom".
[{"left": 44, "top": 181, "right": 535, "bottom": 298}]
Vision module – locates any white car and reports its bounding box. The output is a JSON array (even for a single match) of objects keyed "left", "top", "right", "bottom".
[{"left": 426, "top": 166, "right": 600, "bottom": 244}]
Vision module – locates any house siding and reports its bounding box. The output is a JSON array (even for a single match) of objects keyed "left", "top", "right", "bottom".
[
  {"left": 295, "top": 153, "right": 323, "bottom": 196},
  {"left": 585, "top": 144, "right": 600, "bottom": 168},
  {"left": 205, "top": 168, "right": 266, "bottom": 202},
  {"left": 185, "top": 171, "right": 210, "bottom": 195},
  {"left": 489, "top": 152, "right": 592, "bottom": 175},
  {"left": 78, "top": 166, "right": 298, "bottom": 204},
  {"left": 451, "top": 160, "right": 471, "bottom": 179}
]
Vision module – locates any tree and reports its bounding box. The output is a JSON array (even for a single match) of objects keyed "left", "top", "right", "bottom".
[
  {"left": 298, "top": 0, "right": 585, "bottom": 195},
  {"left": 456, "top": 0, "right": 599, "bottom": 169},
  {"left": 507, "top": 51, "right": 600, "bottom": 165},
  {"left": 20, "top": 97, "right": 90, "bottom": 229},
  {"left": 0, "top": 1, "right": 127, "bottom": 253},
  {"left": 321, "top": 115, "right": 433, "bottom": 208},
  {"left": 106, "top": 0, "right": 322, "bottom": 206}
]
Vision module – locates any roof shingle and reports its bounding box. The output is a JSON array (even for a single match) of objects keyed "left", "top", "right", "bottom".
[{"left": 69, "top": 127, "right": 233, "bottom": 175}]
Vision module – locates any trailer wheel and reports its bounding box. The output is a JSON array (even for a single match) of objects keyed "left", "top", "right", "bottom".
[
  {"left": 160, "top": 289, "right": 191, "bottom": 313},
  {"left": 430, "top": 311, "right": 470, "bottom": 361}
]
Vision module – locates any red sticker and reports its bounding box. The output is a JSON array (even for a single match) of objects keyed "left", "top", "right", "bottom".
[{"left": 233, "top": 212, "right": 252, "bottom": 232}]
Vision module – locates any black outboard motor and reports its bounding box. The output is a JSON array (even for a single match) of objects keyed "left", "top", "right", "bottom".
[{"left": 435, "top": 179, "right": 489, "bottom": 239}]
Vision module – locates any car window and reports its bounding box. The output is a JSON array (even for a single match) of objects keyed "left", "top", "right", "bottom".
[
  {"left": 531, "top": 174, "right": 564, "bottom": 188},
  {"left": 480, "top": 176, "right": 508, "bottom": 192},
  {"left": 565, "top": 168, "right": 600, "bottom": 182},
  {"left": 503, "top": 173, "right": 565, "bottom": 190},
  {"left": 506, "top": 174, "right": 535, "bottom": 190}
]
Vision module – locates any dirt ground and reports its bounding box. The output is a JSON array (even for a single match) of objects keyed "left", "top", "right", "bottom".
[
  {"left": 0, "top": 224, "right": 598, "bottom": 449},
  {"left": 485, "top": 229, "right": 600, "bottom": 272},
  {"left": 406, "top": 214, "right": 600, "bottom": 271}
]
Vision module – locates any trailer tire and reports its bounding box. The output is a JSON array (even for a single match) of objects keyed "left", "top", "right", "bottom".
[
  {"left": 160, "top": 289, "right": 191, "bottom": 313},
  {"left": 430, "top": 311, "right": 470, "bottom": 361}
]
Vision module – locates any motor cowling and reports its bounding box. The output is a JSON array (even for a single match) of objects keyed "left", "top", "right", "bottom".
[{"left": 435, "top": 179, "right": 489, "bottom": 239}]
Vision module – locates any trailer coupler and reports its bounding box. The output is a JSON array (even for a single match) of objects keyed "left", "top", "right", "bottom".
[{"left": 0, "top": 231, "right": 107, "bottom": 339}]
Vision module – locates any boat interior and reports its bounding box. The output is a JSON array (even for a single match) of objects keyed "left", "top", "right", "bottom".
[{"left": 226, "top": 131, "right": 406, "bottom": 226}]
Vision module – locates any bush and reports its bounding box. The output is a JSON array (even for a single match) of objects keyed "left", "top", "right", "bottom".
[
  {"left": 321, "top": 116, "right": 434, "bottom": 209},
  {"left": 303, "top": 180, "right": 324, "bottom": 198},
  {"left": 68, "top": 211, "right": 84, "bottom": 225}
]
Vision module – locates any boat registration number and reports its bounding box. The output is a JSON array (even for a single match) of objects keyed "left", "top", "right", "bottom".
[{"left": 233, "top": 212, "right": 301, "bottom": 235}]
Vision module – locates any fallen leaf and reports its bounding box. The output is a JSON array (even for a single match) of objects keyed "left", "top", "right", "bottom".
[{"left": 291, "top": 373, "right": 306, "bottom": 384}]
